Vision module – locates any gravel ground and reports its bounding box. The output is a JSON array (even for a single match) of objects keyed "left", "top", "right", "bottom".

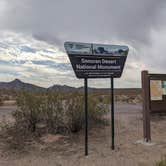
[{"left": 0, "top": 103, "right": 166, "bottom": 166}]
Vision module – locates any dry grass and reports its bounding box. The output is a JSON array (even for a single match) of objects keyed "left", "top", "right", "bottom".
[{"left": 156, "top": 156, "right": 166, "bottom": 166}]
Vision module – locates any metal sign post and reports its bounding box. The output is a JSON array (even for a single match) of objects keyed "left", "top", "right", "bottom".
[
  {"left": 64, "top": 41, "right": 129, "bottom": 156},
  {"left": 84, "top": 78, "right": 88, "bottom": 155},
  {"left": 111, "top": 77, "right": 115, "bottom": 150}
]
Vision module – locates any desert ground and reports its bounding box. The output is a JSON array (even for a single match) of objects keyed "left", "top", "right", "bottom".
[{"left": 0, "top": 102, "right": 166, "bottom": 166}]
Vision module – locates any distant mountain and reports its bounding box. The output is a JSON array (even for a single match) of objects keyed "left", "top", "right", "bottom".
[
  {"left": 0, "top": 79, "right": 77, "bottom": 92},
  {"left": 77, "top": 86, "right": 98, "bottom": 92},
  {"left": 0, "top": 79, "right": 142, "bottom": 95},
  {"left": 0, "top": 79, "right": 45, "bottom": 91},
  {"left": 48, "top": 84, "right": 77, "bottom": 91}
]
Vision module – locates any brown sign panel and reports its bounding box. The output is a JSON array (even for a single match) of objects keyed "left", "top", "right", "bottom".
[{"left": 64, "top": 42, "right": 129, "bottom": 78}]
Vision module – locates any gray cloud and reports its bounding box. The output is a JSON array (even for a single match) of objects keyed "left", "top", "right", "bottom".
[
  {"left": 1, "top": 0, "right": 166, "bottom": 48},
  {"left": 1, "top": 0, "right": 166, "bottom": 88}
]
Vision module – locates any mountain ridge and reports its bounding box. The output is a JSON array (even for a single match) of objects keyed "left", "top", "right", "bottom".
[
  {"left": 0, "top": 79, "right": 141, "bottom": 93},
  {"left": 0, "top": 79, "right": 45, "bottom": 91}
]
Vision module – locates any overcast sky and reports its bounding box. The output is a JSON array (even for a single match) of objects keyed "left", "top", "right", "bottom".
[{"left": 0, "top": 0, "right": 166, "bottom": 88}]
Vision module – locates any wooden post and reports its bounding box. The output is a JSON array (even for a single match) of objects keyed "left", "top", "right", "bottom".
[{"left": 142, "top": 70, "right": 151, "bottom": 142}]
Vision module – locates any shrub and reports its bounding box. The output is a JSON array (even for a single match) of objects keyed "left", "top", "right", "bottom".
[
  {"left": 13, "top": 91, "right": 109, "bottom": 134},
  {"left": 42, "top": 92, "right": 66, "bottom": 133},
  {"left": 156, "top": 156, "right": 166, "bottom": 166},
  {"left": 65, "top": 92, "right": 84, "bottom": 132},
  {"left": 88, "top": 94, "right": 109, "bottom": 123},
  {"left": 3, "top": 95, "right": 10, "bottom": 101},
  {"left": 65, "top": 92, "right": 109, "bottom": 132},
  {"left": 13, "top": 91, "right": 45, "bottom": 132}
]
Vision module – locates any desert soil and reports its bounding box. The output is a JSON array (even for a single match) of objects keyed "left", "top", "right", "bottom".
[{"left": 0, "top": 103, "right": 166, "bottom": 166}]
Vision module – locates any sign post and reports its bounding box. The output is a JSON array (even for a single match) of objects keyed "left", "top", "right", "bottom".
[
  {"left": 64, "top": 42, "right": 129, "bottom": 155},
  {"left": 142, "top": 71, "right": 151, "bottom": 142},
  {"left": 111, "top": 77, "right": 115, "bottom": 150},
  {"left": 84, "top": 78, "right": 88, "bottom": 156}
]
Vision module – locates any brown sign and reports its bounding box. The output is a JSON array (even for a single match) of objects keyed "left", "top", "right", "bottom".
[{"left": 142, "top": 70, "right": 166, "bottom": 142}]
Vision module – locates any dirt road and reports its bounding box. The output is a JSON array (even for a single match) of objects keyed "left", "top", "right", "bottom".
[{"left": 0, "top": 105, "right": 16, "bottom": 123}]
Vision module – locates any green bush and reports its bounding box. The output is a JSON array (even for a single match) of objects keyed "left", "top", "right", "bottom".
[
  {"left": 43, "top": 92, "right": 66, "bottom": 133},
  {"left": 13, "top": 91, "right": 109, "bottom": 134},
  {"left": 13, "top": 91, "right": 45, "bottom": 132},
  {"left": 88, "top": 94, "right": 108, "bottom": 123},
  {"left": 65, "top": 92, "right": 84, "bottom": 132},
  {"left": 156, "top": 156, "right": 166, "bottom": 166}
]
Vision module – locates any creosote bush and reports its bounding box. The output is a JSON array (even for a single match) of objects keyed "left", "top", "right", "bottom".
[
  {"left": 13, "top": 91, "right": 109, "bottom": 135},
  {"left": 13, "top": 91, "right": 46, "bottom": 132},
  {"left": 156, "top": 156, "right": 166, "bottom": 166}
]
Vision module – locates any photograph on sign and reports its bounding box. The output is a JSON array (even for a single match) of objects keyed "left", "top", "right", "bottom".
[
  {"left": 64, "top": 42, "right": 92, "bottom": 55},
  {"left": 150, "top": 80, "right": 163, "bottom": 101},
  {"left": 93, "top": 44, "right": 129, "bottom": 56},
  {"left": 162, "top": 81, "right": 166, "bottom": 95}
]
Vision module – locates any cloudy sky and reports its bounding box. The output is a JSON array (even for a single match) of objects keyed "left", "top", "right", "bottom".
[{"left": 0, "top": 0, "right": 166, "bottom": 88}]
